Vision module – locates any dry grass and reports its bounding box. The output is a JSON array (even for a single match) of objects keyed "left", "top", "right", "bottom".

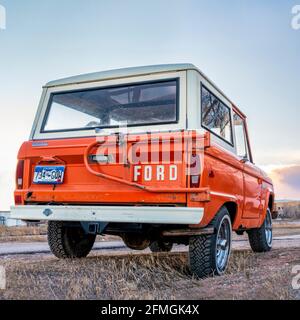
[
  {"left": 279, "top": 206, "right": 300, "bottom": 220},
  {"left": 257, "top": 270, "right": 296, "bottom": 300},
  {"left": 0, "top": 225, "right": 47, "bottom": 237},
  {"left": 1, "top": 253, "right": 190, "bottom": 300},
  {"left": 0, "top": 221, "right": 299, "bottom": 300},
  {"left": 0, "top": 225, "right": 47, "bottom": 242},
  {"left": 0, "top": 248, "right": 299, "bottom": 300}
]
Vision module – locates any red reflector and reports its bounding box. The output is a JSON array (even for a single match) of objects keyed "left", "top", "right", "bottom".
[
  {"left": 14, "top": 195, "right": 22, "bottom": 205},
  {"left": 16, "top": 160, "right": 24, "bottom": 190}
]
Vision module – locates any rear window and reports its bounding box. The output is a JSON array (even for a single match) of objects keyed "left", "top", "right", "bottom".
[{"left": 42, "top": 79, "right": 178, "bottom": 133}]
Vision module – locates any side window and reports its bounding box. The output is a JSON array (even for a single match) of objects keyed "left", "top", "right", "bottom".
[
  {"left": 201, "top": 85, "right": 233, "bottom": 145},
  {"left": 233, "top": 112, "right": 248, "bottom": 159}
]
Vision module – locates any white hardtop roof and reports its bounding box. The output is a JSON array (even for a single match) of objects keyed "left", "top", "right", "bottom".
[
  {"left": 45, "top": 63, "right": 246, "bottom": 118},
  {"left": 45, "top": 63, "right": 199, "bottom": 88}
]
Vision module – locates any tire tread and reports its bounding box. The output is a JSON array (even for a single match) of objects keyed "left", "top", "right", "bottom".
[
  {"left": 248, "top": 209, "right": 272, "bottom": 253},
  {"left": 189, "top": 207, "right": 231, "bottom": 278},
  {"left": 48, "top": 221, "right": 95, "bottom": 259}
]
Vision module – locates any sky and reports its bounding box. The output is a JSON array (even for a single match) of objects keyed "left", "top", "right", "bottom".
[{"left": 0, "top": 0, "right": 299, "bottom": 210}]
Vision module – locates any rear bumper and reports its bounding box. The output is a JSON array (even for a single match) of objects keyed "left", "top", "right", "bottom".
[{"left": 10, "top": 205, "right": 204, "bottom": 225}]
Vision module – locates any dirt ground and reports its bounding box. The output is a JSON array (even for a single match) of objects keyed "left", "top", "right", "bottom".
[
  {"left": 0, "top": 221, "right": 299, "bottom": 300},
  {"left": 0, "top": 247, "right": 299, "bottom": 300}
]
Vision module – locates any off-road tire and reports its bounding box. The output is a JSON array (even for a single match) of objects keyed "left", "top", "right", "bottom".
[
  {"left": 48, "top": 221, "right": 96, "bottom": 259},
  {"left": 248, "top": 208, "right": 273, "bottom": 253},
  {"left": 189, "top": 207, "right": 232, "bottom": 278},
  {"left": 150, "top": 241, "right": 173, "bottom": 253}
]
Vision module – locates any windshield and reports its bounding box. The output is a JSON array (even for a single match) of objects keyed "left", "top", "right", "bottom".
[{"left": 42, "top": 79, "right": 178, "bottom": 132}]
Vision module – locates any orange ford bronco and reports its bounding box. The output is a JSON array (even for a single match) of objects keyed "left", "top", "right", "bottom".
[{"left": 11, "top": 64, "right": 275, "bottom": 278}]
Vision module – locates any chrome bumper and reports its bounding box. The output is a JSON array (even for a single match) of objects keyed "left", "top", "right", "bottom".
[{"left": 10, "top": 205, "right": 204, "bottom": 225}]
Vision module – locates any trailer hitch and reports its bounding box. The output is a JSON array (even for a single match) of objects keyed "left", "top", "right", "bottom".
[{"left": 80, "top": 221, "right": 109, "bottom": 235}]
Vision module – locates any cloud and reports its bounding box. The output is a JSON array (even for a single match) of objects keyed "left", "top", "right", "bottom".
[
  {"left": 275, "top": 166, "right": 300, "bottom": 190},
  {"left": 263, "top": 165, "right": 300, "bottom": 200}
]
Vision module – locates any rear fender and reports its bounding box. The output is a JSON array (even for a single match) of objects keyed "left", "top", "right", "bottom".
[{"left": 189, "top": 193, "right": 240, "bottom": 229}]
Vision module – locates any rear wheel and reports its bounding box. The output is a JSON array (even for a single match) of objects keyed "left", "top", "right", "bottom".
[
  {"left": 48, "top": 221, "right": 96, "bottom": 258},
  {"left": 248, "top": 208, "right": 273, "bottom": 252},
  {"left": 150, "top": 241, "right": 173, "bottom": 253},
  {"left": 189, "top": 207, "right": 232, "bottom": 278}
]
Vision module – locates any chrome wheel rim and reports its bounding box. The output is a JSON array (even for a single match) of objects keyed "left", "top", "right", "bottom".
[
  {"left": 265, "top": 209, "right": 273, "bottom": 247},
  {"left": 216, "top": 216, "right": 232, "bottom": 272}
]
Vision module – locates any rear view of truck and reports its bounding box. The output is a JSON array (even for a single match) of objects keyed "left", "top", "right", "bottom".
[{"left": 11, "top": 64, "right": 273, "bottom": 278}]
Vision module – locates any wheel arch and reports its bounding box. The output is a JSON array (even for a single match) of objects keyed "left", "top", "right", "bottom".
[
  {"left": 223, "top": 201, "right": 238, "bottom": 226},
  {"left": 258, "top": 191, "right": 275, "bottom": 227},
  {"left": 204, "top": 201, "right": 239, "bottom": 229},
  {"left": 268, "top": 193, "right": 275, "bottom": 211},
  {"left": 267, "top": 192, "right": 278, "bottom": 219}
]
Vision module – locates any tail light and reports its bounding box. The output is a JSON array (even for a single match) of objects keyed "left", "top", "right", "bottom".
[
  {"left": 189, "top": 154, "right": 201, "bottom": 188},
  {"left": 16, "top": 160, "right": 24, "bottom": 190},
  {"left": 14, "top": 195, "right": 23, "bottom": 205}
]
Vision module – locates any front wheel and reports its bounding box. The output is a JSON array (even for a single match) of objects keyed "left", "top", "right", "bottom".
[
  {"left": 248, "top": 208, "right": 273, "bottom": 252},
  {"left": 48, "top": 221, "right": 96, "bottom": 259},
  {"left": 189, "top": 207, "right": 232, "bottom": 278}
]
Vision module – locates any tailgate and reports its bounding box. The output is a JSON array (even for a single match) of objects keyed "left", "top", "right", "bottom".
[{"left": 18, "top": 132, "right": 201, "bottom": 205}]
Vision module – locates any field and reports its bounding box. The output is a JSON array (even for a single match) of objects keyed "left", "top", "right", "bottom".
[
  {"left": 0, "top": 221, "right": 299, "bottom": 300},
  {"left": 0, "top": 248, "right": 299, "bottom": 300},
  {"left": 0, "top": 225, "right": 47, "bottom": 243}
]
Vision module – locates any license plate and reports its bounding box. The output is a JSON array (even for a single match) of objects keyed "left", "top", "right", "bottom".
[{"left": 33, "top": 166, "right": 65, "bottom": 184}]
